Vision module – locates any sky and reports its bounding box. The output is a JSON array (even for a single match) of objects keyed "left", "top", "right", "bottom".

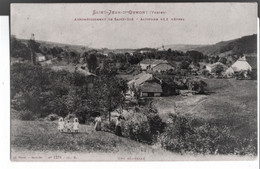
[{"left": 11, "top": 3, "right": 258, "bottom": 49}]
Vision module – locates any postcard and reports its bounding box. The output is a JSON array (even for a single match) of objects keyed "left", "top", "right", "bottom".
[{"left": 10, "top": 3, "right": 258, "bottom": 161}]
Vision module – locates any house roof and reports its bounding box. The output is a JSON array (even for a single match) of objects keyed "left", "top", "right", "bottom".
[
  {"left": 140, "top": 59, "right": 157, "bottom": 64},
  {"left": 152, "top": 60, "right": 168, "bottom": 66},
  {"left": 140, "top": 80, "right": 163, "bottom": 93},
  {"left": 225, "top": 67, "right": 234, "bottom": 74},
  {"left": 135, "top": 73, "right": 153, "bottom": 86},
  {"left": 152, "top": 63, "right": 175, "bottom": 71},
  {"left": 139, "top": 59, "right": 168, "bottom": 65},
  {"left": 231, "top": 59, "right": 252, "bottom": 72},
  {"left": 210, "top": 62, "right": 226, "bottom": 68},
  {"left": 35, "top": 53, "right": 45, "bottom": 57}
]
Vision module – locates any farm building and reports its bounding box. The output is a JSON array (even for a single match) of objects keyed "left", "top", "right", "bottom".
[
  {"left": 128, "top": 73, "right": 153, "bottom": 87},
  {"left": 127, "top": 73, "right": 163, "bottom": 97},
  {"left": 205, "top": 65, "right": 212, "bottom": 72},
  {"left": 75, "top": 64, "right": 96, "bottom": 77},
  {"left": 40, "top": 59, "right": 52, "bottom": 66},
  {"left": 140, "top": 80, "right": 163, "bottom": 97},
  {"left": 35, "top": 53, "right": 46, "bottom": 62},
  {"left": 225, "top": 67, "right": 234, "bottom": 77},
  {"left": 139, "top": 59, "right": 168, "bottom": 71},
  {"left": 151, "top": 63, "right": 175, "bottom": 72},
  {"left": 231, "top": 56, "right": 252, "bottom": 72}
]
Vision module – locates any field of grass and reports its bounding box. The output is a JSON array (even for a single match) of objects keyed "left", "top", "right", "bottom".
[
  {"left": 11, "top": 119, "right": 160, "bottom": 154},
  {"left": 152, "top": 78, "right": 257, "bottom": 137},
  {"left": 11, "top": 119, "right": 256, "bottom": 161}
]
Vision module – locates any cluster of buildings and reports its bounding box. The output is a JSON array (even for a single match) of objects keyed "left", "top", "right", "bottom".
[
  {"left": 126, "top": 59, "right": 175, "bottom": 98},
  {"left": 206, "top": 55, "right": 257, "bottom": 78}
]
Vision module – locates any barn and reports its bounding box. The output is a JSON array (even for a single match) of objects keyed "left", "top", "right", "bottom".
[
  {"left": 231, "top": 56, "right": 252, "bottom": 72},
  {"left": 139, "top": 59, "right": 168, "bottom": 71},
  {"left": 225, "top": 67, "right": 235, "bottom": 77},
  {"left": 35, "top": 53, "right": 46, "bottom": 62},
  {"left": 140, "top": 80, "right": 163, "bottom": 97},
  {"left": 127, "top": 73, "right": 163, "bottom": 97},
  {"left": 151, "top": 63, "right": 175, "bottom": 72}
]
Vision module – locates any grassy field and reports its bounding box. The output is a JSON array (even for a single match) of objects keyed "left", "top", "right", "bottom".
[
  {"left": 152, "top": 78, "right": 257, "bottom": 137},
  {"left": 11, "top": 119, "right": 256, "bottom": 161},
  {"left": 11, "top": 119, "right": 160, "bottom": 154}
]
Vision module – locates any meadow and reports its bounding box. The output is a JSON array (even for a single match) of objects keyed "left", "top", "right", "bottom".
[{"left": 152, "top": 78, "right": 257, "bottom": 139}]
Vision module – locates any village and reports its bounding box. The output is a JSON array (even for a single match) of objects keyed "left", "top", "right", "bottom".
[{"left": 10, "top": 33, "right": 257, "bottom": 157}]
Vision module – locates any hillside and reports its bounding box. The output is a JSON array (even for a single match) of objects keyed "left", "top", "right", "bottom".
[
  {"left": 164, "top": 34, "right": 257, "bottom": 57},
  {"left": 195, "top": 34, "right": 257, "bottom": 56},
  {"left": 11, "top": 119, "right": 256, "bottom": 161},
  {"left": 18, "top": 38, "right": 92, "bottom": 53},
  {"left": 164, "top": 44, "right": 206, "bottom": 52}
]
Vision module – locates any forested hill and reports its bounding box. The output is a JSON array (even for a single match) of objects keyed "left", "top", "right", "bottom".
[
  {"left": 164, "top": 34, "right": 257, "bottom": 57},
  {"left": 195, "top": 34, "right": 257, "bottom": 56}
]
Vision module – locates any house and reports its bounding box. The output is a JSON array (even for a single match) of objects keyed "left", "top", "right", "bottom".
[
  {"left": 140, "top": 80, "right": 163, "bottom": 97},
  {"left": 205, "top": 65, "right": 212, "bottom": 72},
  {"left": 75, "top": 64, "right": 96, "bottom": 77},
  {"left": 35, "top": 53, "right": 46, "bottom": 62},
  {"left": 40, "top": 59, "right": 52, "bottom": 66},
  {"left": 139, "top": 59, "right": 168, "bottom": 71},
  {"left": 151, "top": 63, "right": 175, "bottom": 72},
  {"left": 132, "top": 73, "right": 153, "bottom": 86},
  {"left": 179, "top": 90, "right": 196, "bottom": 96},
  {"left": 231, "top": 56, "right": 252, "bottom": 72},
  {"left": 127, "top": 73, "right": 163, "bottom": 97},
  {"left": 139, "top": 59, "right": 156, "bottom": 70},
  {"left": 225, "top": 67, "right": 234, "bottom": 77}
]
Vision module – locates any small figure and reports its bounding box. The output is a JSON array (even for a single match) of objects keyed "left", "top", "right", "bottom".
[
  {"left": 73, "top": 118, "right": 79, "bottom": 133},
  {"left": 115, "top": 116, "right": 122, "bottom": 136},
  {"left": 94, "top": 115, "right": 102, "bottom": 131},
  {"left": 65, "top": 120, "right": 72, "bottom": 133},
  {"left": 58, "top": 117, "right": 65, "bottom": 132}
]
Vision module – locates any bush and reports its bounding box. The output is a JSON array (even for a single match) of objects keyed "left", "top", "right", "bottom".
[
  {"left": 122, "top": 112, "right": 152, "bottom": 143},
  {"left": 18, "top": 110, "right": 37, "bottom": 121},
  {"left": 103, "top": 120, "right": 116, "bottom": 132},
  {"left": 160, "top": 114, "right": 257, "bottom": 155},
  {"left": 119, "top": 106, "right": 166, "bottom": 144},
  {"left": 44, "top": 114, "right": 61, "bottom": 121}
]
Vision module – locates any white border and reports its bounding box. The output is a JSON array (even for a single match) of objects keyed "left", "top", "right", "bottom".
[{"left": 0, "top": 5, "right": 259, "bottom": 168}]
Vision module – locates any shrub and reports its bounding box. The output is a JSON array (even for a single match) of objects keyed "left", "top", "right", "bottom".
[
  {"left": 159, "top": 114, "right": 257, "bottom": 155},
  {"left": 120, "top": 106, "right": 166, "bottom": 144},
  {"left": 103, "top": 119, "right": 116, "bottom": 132},
  {"left": 122, "top": 112, "right": 152, "bottom": 143},
  {"left": 44, "top": 114, "right": 61, "bottom": 121},
  {"left": 18, "top": 110, "right": 37, "bottom": 121}
]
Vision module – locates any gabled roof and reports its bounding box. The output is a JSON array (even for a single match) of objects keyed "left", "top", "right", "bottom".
[
  {"left": 152, "top": 60, "right": 168, "bottom": 66},
  {"left": 231, "top": 57, "right": 252, "bottom": 72},
  {"left": 139, "top": 59, "right": 168, "bottom": 65},
  {"left": 75, "top": 64, "right": 96, "bottom": 77},
  {"left": 152, "top": 63, "right": 175, "bottom": 71},
  {"left": 35, "top": 53, "right": 45, "bottom": 57},
  {"left": 135, "top": 73, "right": 153, "bottom": 86},
  {"left": 140, "top": 80, "right": 163, "bottom": 93},
  {"left": 140, "top": 59, "right": 157, "bottom": 64}
]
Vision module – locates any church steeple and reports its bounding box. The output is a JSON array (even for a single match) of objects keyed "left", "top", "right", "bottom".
[{"left": 30, "top": 33, "right": 35, "bottom": 40}]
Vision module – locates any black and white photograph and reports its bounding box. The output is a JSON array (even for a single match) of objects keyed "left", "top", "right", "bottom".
[{"left": 10, "top": 3, "right": 258, "bottom": 161}]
